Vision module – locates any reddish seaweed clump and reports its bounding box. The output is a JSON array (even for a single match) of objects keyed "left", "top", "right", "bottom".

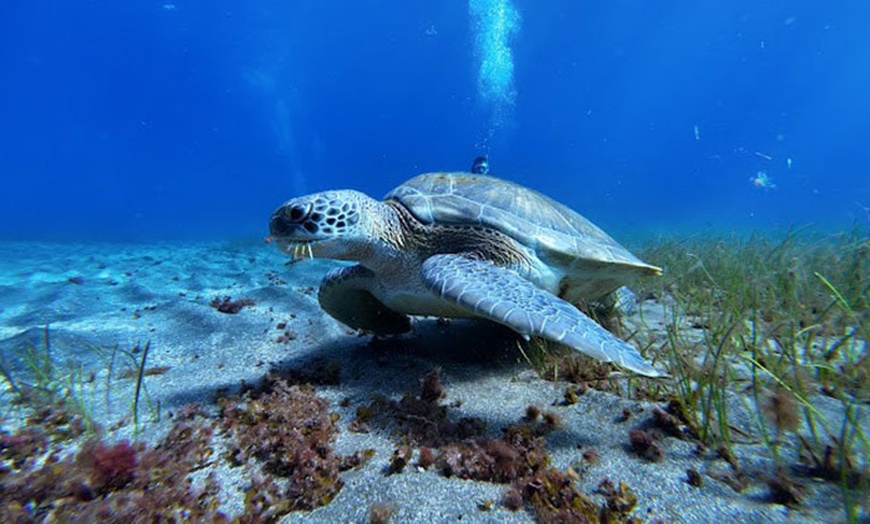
[
  {"left": 417, "top": 447, "right": 436, "bottom": 469},
  {"left": 437, "top": 425, "right": 549, "bottom": 483},
  {"left": 219, "top": 374, "right": 372, "bottom": 519},
  {"left": 0, "top": 426, "right": 49, "bottom": 469},
  {"left": 419, "top": 368, "right": 446, "bottom": 403},
  {"left": 83, "top": 440, "right": 138, "bottom": 492},
  {"left": 504, "top": 468, "right": 600, "bottom": 522},
  {"left": 381, "top": 369, "right": 639, "bottom": 522},
  {"left": 389, "top": 368, "right": 485, "bottom": 447},
  {"left": 0, "top": 413, "right": 226, "bottom": 522},
  {"left": 628, "top": 429, "right": 665, "bottom": 462},
  {"left": 210, "top": 296, "right": 255, "bottom": 314}
]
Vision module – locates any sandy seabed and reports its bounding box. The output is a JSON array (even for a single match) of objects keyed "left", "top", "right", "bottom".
[{"left": 0, "top": 240, "right": 863, "bottom": 523}]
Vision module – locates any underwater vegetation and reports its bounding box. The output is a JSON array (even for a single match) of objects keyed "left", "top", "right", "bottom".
[
  {"left": 0, "top": 339, "right": 372, "bottom": 523},
  {"left": 631, "top": 228, "right": 867, "bottom": 520},
  {"left": 351, "top": 368, "right": 641, "bottom": 522},
  {"left": 218, "top": 372, "right": 374, "bottom": 521},
  {"left": 1, "top": 398, "right": 225, "bottom": 522},
  {"left": 514, "top": 228, "right": 868, "bottom": 521},
  {"left": 210, "top": 296, "right": 256, "bottom": 315},
  {"left": 645, "top": 234, "right": 864, "bottom": 428}
]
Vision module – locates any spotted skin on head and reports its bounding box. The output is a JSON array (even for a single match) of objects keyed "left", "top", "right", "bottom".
[{"left": 269, "top": 191, "right": 362, "bottom": 239}]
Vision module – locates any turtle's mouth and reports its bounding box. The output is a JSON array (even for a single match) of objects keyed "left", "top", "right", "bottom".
[
  {"left": 277, "top": 239, "right": 322, "bottom": 263},
  {"left": 269, "top": 206, "right": 333, "bottom": 263}
]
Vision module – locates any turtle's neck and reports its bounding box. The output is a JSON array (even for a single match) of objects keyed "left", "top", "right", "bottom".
[{"left": 356, "top": 200, "right": 419, "bottom": 269}]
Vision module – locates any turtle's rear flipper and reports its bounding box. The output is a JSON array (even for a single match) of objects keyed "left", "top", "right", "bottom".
[
  {"left": 319, "top": 264, "right": 411, "bottom": 335},
  {"left": 421, "top": 254, "right": 665, "bottom": 378},
  {"left": 597, "top": 286, "right": 638, "bottom": 316}
]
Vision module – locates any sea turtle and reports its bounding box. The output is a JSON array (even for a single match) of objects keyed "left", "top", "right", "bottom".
[{"left": 269, "top": 172, "right": 664, "bottom": 377}]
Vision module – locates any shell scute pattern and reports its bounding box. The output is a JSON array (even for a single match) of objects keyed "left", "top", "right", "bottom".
[{"left": 385, "top": 172, "right": 658, "bottom": 275}]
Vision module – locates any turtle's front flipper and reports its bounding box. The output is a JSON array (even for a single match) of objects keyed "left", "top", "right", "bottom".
[
  {"left": 318, "top": 264, "right": 411, "bottom": 335},
  {"left": 421, "top": 254, "right": 664, "bottom": 377}
]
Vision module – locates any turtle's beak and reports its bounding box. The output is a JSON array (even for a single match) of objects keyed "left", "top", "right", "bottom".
[
  {"left": 270, "top": 205, "right": 319, "bottom": 262},
  {"left": 269, "top": 213, "right": 292, "bottom": 237}
]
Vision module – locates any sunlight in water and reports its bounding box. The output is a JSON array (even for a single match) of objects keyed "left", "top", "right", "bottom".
[{"left": 469, "top": 0, "right": 521, "bottom": 129}]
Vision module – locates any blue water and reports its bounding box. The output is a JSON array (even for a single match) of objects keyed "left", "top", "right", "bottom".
[{"left": 1, "top": 1, "right": 869, "bottom": 241}]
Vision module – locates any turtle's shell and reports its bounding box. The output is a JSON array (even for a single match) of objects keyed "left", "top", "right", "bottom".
[{"left": 385, "top": 172, "right": 660, "bottom": 279}]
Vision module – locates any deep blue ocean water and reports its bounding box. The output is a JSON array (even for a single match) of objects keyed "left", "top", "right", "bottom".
[{"left": 1, "top": 1, "right": 869, "bottom": 242}]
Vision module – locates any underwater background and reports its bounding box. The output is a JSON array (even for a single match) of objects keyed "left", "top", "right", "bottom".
[{"left": 1, "top": 0, "right": 869, "bottom": 242}]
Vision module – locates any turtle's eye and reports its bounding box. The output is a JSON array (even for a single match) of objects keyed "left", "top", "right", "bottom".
[{"left": 286, "top": 203, "right": 311, "bottom": 223}]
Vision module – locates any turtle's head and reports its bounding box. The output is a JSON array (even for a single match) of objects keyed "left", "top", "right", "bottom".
[{"left": 270, "top": 190, "right": 385, "bottom": 262}]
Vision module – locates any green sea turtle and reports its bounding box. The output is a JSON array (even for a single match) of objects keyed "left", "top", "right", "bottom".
[{"left": 269, "top": 172, "right": 664, "bottom": 377}]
